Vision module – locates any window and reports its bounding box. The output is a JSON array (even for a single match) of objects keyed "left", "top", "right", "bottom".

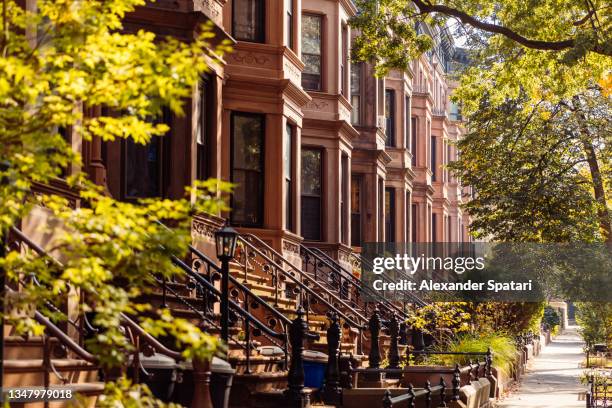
[
  {"left": 284, "top": 124, "right": 294, "bottom": 231},
  {"left": 411, "top": 204, "right": 418, "bottom": 242},
  {"left": 404, "top": 96, "right": 410, "bottom": 149},
  {"left": 405, "top": 191, "right": 411, "bottom": 242},
  {"left": 385, "top": 188, "right": 395, "bottom": 243},
  {"left": 341, "top": 154, "right": 349, "bottom": 244},
  {"left": 340, "top": 25, "right": 348, "bottom": 96},
  {"left": 377, "top": 78, "right": 384, "bottom": 115},
  {"left": 286, "top": 0, "right": 294, "bottom": 49},
  {"left": 431, "top": 136, "right": 437, "bottom": 181},
  {"left": 378, "top": 178, "right": 384, "bottom": 241},
  {"left": 350, "top": 63, "right": 361, "bottom": 125},
  {"left": 301, "top": 148, "right": 322, "bottom": 240},
  {"left": 411, "top": 117, "right": 417, "bottom": 166},
  {"left": 231, "top": 112, "right": 265, "bottom": 227},
  {"left": 302, "top": 15, "right": 322, "bottom": 91},
  {"left": 351, "top": 176, "right": 362, "bottom": 246},
  {"left": 197, "top": 75, "right": 214, "bottom": 180},
  {"left": 124, "top": 110, "right": 170, "bottom": 199},
  {"left": 446, "top": 144, "right": 451, "bottom": 182},
  {"left": 432, "top": 213, "right": 437, "bottom": 243},
  {"left": 233, "top": 0, "right": 265, "bottom": 42},
  {"left": 385, "top": 89, "right": 395, "bottom": 147}
]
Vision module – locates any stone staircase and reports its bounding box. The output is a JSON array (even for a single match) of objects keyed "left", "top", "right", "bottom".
[{"left": 5, "top": 224, "right": 431, "bottom": 408}]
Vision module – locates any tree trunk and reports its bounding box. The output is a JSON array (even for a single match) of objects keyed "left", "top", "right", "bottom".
[{"left": 581, "top": 137, "right": 612, "bottom": 246}]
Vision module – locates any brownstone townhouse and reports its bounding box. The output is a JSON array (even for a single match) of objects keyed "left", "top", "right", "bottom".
[{"left": 7, "top": 0, "right": 477, "bottom": 406}]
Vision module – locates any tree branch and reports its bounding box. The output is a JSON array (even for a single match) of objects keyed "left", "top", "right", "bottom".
[{"left": 411, "top": 0, "right": 609, "bottom": 56}]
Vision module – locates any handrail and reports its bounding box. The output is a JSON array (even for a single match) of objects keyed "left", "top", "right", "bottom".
[
  {"left": 383, "top": 383, "right": 445, "bottom": 407},
  {"left": 4, "top": 285, "right": 97, "bottom": 363},
  {"left": 239, "top": 233, "right": 367, "bottom": 329},
  {"left": 187, "top": 245, "right": 292, "bottom": 327},
  {"left": 10, "top": 227, "right": 185, "bottom": 361},
  {"left": 302, "top": 245, "right": 410, "bottom": 318},
  {"left": 170, "top": 254, "right": 287, "bottom": 341}
]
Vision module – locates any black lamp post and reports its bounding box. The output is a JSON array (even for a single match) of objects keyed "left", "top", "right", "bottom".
[{"left": 215, "top": 222, "right": 238, "bottom": 344}]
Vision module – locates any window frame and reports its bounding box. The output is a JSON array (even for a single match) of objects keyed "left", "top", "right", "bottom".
[
  {"left": 301, "top": 13, "right": 324, "bottom": 91},
  {"left": 350, "top": 175, "right": 363, "bottom": 247},
  {"left": 385, "top": 187, "right": 396, "bottom": 243},
  {"left": 284, "top": 122, "right": 295, "bottom": 232},
  {"left": 197, "top": 74, "right": 215, "bottom": 181},
  {"left": 385, "top": 89, "right": 396, "bottom": 147},
  {"left": 350, "top": 62, "right": 363, "bottom": 125}
]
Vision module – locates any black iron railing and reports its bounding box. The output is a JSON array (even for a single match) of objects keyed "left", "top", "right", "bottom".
[
  {"left": 302, "top": 245, "right": 421, "bottom": 317},
  {"left": 236, "top": 233, "right": 369, "bottom": 352}
]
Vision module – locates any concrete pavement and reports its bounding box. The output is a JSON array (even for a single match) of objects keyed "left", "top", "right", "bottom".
[{"left": 496, "top": 326, "right": 587, "bottom": 408}]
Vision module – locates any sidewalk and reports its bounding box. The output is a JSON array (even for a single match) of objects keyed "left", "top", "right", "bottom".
[{"left": 496, "top": 326, "right": 586, "bottom": 408}]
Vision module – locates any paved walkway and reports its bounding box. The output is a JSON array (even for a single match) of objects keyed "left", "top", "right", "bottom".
[{"left": 496, "top": 326, "right": 586, "bottom": 407}]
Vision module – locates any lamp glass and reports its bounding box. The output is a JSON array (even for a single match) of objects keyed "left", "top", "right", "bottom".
[{"left": 215, "top": 224, "right": 238, "bottom": 259}]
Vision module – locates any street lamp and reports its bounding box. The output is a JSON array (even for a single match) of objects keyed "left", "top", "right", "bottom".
[{"left": 215, "top": 222, "right": 238, "bottom": 344}]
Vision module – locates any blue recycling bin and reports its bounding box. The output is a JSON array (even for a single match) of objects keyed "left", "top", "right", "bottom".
[{"left": 303, "top": 350, "right": 328, "bottom": 388}]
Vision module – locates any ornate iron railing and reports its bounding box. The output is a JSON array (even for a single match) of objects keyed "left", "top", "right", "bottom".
[{"left": 303, "top": 245, "right": 422, "bottom": 316}]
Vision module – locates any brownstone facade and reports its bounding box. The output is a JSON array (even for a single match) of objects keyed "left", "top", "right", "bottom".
[{"left": 75, "top": 0, "right": 471, "bottom": 263}]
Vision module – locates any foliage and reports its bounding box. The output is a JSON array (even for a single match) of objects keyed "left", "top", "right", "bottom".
[
  {"left": 576, "top": 302, "right": 612, "bottom": 348},
  {"left": 406, "top": 302, "right": 471, "bottom": 343},
  {"left": 351, "top": 0, "right": 610, "bottom": 97},
  {"left": 542, "top": 306, "right": 561, "bottom": 332},
  {"left": 449, "top": 90, "right": 611, "bottom": 243},
  {"left": 95, "top": 378, "right": 182, "bottom": 408},
  {"left": 0, "top": 0, "right": 233, "bottom": 404},
  {"left": 468, "top": 302, "right": 545, "bottom": 336},
  {"left": 430, "top": 333, "right": 517, "bottom": 377}
]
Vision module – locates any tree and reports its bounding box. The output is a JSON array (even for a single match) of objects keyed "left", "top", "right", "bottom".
[
  {"left": 576, "top": 302, "right": 612, "bottom": 347},
  {"left": 351, "top": 0, "right": 610, "bottom": 108},
  {"left": 0, "top": 0, "right": 232, "bottom": 402},
  {"left": 448, "top": 90, "right": 611, "bottom": 243}
]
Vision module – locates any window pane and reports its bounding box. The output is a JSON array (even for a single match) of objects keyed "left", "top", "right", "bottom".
[
  {"left": 302, "top": 54, "right": 321, "bottom": 75},
  {"left": 351, "top": 64, "right": 361, "bottom": 125},
  {"left": 286, "top": 0, "right": 293, "bottom": 48},
  {"left": 284, "top": 124, "right": 292, "bottom": 179},
  {"left": 284, "top": 124, "right": 293, "bottom": 231},
  {"left": 125, "top": 137, "right": 161, "bottom": 198},
  {"left": 301, "top": 148, "right": 322, "bottom": 241},
  {"left": 302, "top": 15, "right": 321, "bottom": 54},
  {"left": 233, "top": 115, "right": 263, "bottom": 170},
  {"left": 431, "top": 136, "right": 437, "bottom": 181},
  {"left": 302, "top": 15, "right": 322, "bottom": 90},
  {"left": 301, "top": 149, "right": 321, "bottom": 195},
  {"left": 411, "top": 117, "right": 417, "bottom": 166},
  {"left": 351, "top": 176, "right": 361, "bottom": 246},
  {"left": 233, "top": 0, "right": 264, "bottom": 42},
  {"left": 231, "top": 113, "right": 264, "bottom": 227},
  {"left": 385, "top": 89, "right": 395, "bottom": 147},
  {"left": 302, "top": 196, "right": 321, "bottom": 240},
  {"left": 385, "top": 188, "right": 395, "bottom": 242}
]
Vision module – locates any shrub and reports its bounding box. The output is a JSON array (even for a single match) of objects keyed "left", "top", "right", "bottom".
[
  {"left": 542, "top": 306, "right": 561, "bottom": 332},
  {"left": 429, "top": 333, "right": 517, "bottom": 377}
]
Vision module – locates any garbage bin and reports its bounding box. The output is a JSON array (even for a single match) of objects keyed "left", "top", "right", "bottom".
[
  {"left": 176, "top": 357, "right": 235, "bottom": 408},
  {"left": 128, "top": 353, "right": 178, "bottom": 401},
  {"left": 303, "top": 350, "right": 328, "bottom": 388}
]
